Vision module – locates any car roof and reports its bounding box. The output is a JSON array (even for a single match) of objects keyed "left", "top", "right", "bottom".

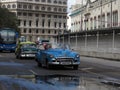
[{"left": 19, "top": 41, "right": 36, "bottom": 45}]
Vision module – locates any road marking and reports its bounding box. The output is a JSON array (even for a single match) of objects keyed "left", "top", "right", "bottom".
[
  {"left": 81, "top": 67, "right": 93, "bottom": 71},
  {"left": 81, "top": 67, "right": 108, "bottom": 79},
  {"left": 29, "top": 70, "right": 38, "bottom": 75}
]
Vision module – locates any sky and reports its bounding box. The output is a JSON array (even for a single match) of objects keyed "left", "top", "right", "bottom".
[
  {"left": 67, "top": 0, "right": 96, "bottom": 13},
  {"left": 67, "top": 0, "right": 96, "bottom": 29}
]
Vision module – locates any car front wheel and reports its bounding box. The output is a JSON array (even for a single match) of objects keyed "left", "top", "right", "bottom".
[{"left": 46, "top": 59, "right": 52, "bottom": 69}]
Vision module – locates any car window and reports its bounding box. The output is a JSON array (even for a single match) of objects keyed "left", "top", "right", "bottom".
[
  {"left": 37, "top": 44, "right": 45, "bottom": 50},
  {"left": 21, "top": 44, "right": 36, "bottom": 48},
  {"left": 59, "top": 44, "right": 70, "bottom": 49}
]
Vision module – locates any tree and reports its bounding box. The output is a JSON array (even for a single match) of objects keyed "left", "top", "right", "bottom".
[{"left": 0, "top": 7, "right": 18, "bottom": 31}]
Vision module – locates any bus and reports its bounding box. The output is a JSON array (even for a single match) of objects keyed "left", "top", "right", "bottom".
[{"left": 0, "top": 28, "right": 19, "bottom": 52}]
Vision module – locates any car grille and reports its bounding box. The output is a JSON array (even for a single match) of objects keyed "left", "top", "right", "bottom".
[{"left": 56, "top": 58, "right": 74, "bottom": 62}]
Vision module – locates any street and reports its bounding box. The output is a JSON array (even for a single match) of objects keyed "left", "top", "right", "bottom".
[{"left": 0, "top": 52, "right": 120, "bottom": 90}]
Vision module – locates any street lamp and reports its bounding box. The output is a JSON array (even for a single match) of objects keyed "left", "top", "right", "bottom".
[
  {"left": 58, "top": 29, "right": 61, "bottom": 43},
  {"left": 68, "top": 29, "right": 71, "bottom": 45},
  {"left": 63, "top": 30, "right": 64, "bottom": 44}
]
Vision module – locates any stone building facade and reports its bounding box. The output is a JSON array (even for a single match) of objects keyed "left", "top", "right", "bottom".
[
  {"left": 70, "top": 0, "right": 119, "bottom": 32},
  {"left": 0, "top": 0, "right": 67, "bottom": 42}
]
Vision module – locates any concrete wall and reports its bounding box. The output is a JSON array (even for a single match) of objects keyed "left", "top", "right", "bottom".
[{"left": 63, "top": 32, "right": 120, "bottom": 60}]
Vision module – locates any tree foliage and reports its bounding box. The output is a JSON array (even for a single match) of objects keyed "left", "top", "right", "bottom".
[{"left": 0, "top": 7, "right": 18, "bottom": 30}]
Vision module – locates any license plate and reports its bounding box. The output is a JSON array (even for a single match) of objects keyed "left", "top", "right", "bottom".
[
  {"left": 27, "top": 54, "right": 35, "bottom": 57},
  {"left": 61, "top": 62, "right": 71, "bottom": 65}
]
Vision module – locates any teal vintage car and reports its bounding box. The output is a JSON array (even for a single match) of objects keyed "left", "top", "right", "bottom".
[
  {"left": 35, "top": 43, "right": 80, "bottom": 70},
  {"left": 15, "top": 41, "right": 38, "bottom": 59}
]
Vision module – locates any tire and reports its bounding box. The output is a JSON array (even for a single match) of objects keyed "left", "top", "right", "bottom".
[
  {"left": 73, "top": 65, "right": 78, "bottom": 70},
  {"left": 37, "top": 62, "right": 42, "bottom": 67},
  {"left": 46, "top": 59, "right": 52, "bottom": 69},
  {"left": 16, "top": 55, "right": 18, "bottom": 59},
  {"left": 35, "top": 58, "right": 42, "bottom": 67},
  {"left": 18, "top": 54, "right": 22, "bottom": 59}
]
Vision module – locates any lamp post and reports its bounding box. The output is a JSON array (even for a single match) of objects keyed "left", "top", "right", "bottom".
[
  {"left": 68, "top": 29, "right": 71, "bottom": 45},
  {"left": 101, "top": 0, "right": 102, "bottom": 29},
  {"left": 63, "top": 30, "right": 65, "bottom": 44},
  {"left": 58, "top": 29, "right": 61, "bottom": 43},
  {"left": 111, "top": 0, "right": 112, "bottom": 28}
]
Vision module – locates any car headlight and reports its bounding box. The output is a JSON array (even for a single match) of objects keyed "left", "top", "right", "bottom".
[
  {"left": 76, "top": 54, "right": 80, "bottom": 58},
  {"left": 12, "top": 46, "right": 15, "bottom": 48},
  {"left": 50, "top": 55, "right": 54, "bottom": 58},
  {"left": 0, "top": 46, "right": 3, "bottom": 48}
]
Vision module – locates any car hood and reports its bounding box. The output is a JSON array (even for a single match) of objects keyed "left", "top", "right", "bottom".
[
  {"left": 44, "top": 49, "right": 78, "bottom": 58},
  {"left": 22, "top": 47, "right": 37, "bottom": 52}
]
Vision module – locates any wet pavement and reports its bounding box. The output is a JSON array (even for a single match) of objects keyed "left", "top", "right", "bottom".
[
  {"left": 0, "top": 74, "right": 119, "bottom": 90},
  {"left": 0, "top": 53, "right": 120, "bottom": 90}
]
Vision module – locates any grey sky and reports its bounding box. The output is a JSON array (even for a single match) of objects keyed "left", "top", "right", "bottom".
[{"left": 67, "top": 0, "right": 95, "bottom": 13}]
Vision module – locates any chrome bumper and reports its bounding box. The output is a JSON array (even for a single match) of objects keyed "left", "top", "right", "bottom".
[
  {"left": 48, "top": 62, "right": 80, "bottom": 65},
  {"left": 20, "top": 53, "right": 36, "bottom": 57}
]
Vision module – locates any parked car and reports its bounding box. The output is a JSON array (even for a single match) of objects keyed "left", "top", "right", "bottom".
[
  {"left": 35, "top": 43, "right": 80, "bottom": 70},
  {"left": 15, "top": 41, "right": 38, "bottom": 59}
]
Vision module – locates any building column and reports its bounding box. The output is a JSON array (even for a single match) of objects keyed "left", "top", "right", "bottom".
[
  {"left": 75, "top": 34, "right": 78, "bottom": 49},
  {"left": 112, "top": 30, "right": 115, "bottom": 49},
  {"left": 97, "top": 31, "right": 99, "bottom": 48},
  {"left": 85, "top": 33, "right": 87, "bottom": 48}
]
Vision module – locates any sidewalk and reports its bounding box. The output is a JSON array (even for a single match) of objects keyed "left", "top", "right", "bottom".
[{"left": 80, "top": 56, "right": 120, "bottom": 68}]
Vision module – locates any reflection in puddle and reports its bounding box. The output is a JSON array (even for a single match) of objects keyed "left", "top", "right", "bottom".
[{"left": 0, "top": 75, "right": 119, "bottom": 90}]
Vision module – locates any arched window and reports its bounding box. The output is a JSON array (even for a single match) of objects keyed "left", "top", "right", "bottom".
[
  {"left": 28, "top": 5, "right": 32, "bottom": 9},
  {"left": 54, "top": 30, "right": 56, "bottom": 34},
  {"left": 48, "top": 30, "right": 50, "bottom": 34},
  {"left": 35, "top": 5, "right": 39, "bottom": 10},
  {"left": 54, "top": 8, "right": 57, "bottom": 11},
  {"left": 58, "top": 8, "right": 62, "bottom": 12},
  {"left": 35, "top": 0, "right": 39, "bottom": 2},
  {"left": 12, "top": 4, "right": 16, "bottom": 8},
  {"left": 7, "top": 4, "right": 11, "bottom": 8},
  {"left": 42, "top": 29, "right": 45, "bottom": 33},
  {"left": 41, "top": 0, "right": 46, "bottom": 2},
  {"left": 63, "top": 8, "right": 66, "bottom": 12},
  {"left": 47, "top": 0, "right": 51, "bottom": 3},
  {"left": 54, "top": 0, "right": 57, "bottom": 4},
  {"left": 23, "top": 5, "right": 27, "bottom": 9},
  {"left": 36, "top": 29, "right": 39, "bottom": 33},
  {"left": 41, "top": 6, "right": 45, "bottom": 10},
  {"left": 58, "top": 1, "right": 62, "bottom": 4},
  {"left": 63, "top": 1, "right": 67, "bottom": 4},
  {"left": 2, "top": 5, "right": 6, "bottom": 8},
  {"left": 29, "top": 29, "right": 31, "bottom": 33},
  {"left": 18, "top": 4, "right": 22, "bottom": 8},
  {"left": 47, "top": 7, "right": 51, "bottom": 11}
]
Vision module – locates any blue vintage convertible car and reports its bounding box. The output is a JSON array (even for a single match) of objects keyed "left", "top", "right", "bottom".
[{"left": 35, "top": 43, "right": 80, "bottom": 70}]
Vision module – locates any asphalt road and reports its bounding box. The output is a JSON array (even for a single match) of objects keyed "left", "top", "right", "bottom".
[
  {"left": 0, "top": 52, "right": 119, "bottom": 79},
  {"left": 0, "top": 52, "right": 120, "bottom": 90}
]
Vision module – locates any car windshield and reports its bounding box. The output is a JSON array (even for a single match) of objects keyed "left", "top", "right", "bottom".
[
  {"left": 21, "top": 44, "right": 36, "bottom": 48},
  {"left": 50, "top": 43, "right": 70, "bottom": 49}
]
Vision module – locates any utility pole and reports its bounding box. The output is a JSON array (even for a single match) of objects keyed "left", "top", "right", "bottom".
[
  {"left": 80, "top": 0, "right": 83, "bottom": 31},
  {"left": 101, "top": 0, "right": 102, "bottom": 29},
  {"left": 111, "top": 0, "right": 112, "bottom": 28}
]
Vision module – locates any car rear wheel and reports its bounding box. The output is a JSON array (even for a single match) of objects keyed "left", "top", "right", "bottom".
[
  {"left": 35, "top": 58, "right": 42, "bottom": 67},
  {"left": 16, "top": 55, "right": 18, "bottom": 59},
  {"left": 73, "top": 65, "right": 78, "bottom": 70}
]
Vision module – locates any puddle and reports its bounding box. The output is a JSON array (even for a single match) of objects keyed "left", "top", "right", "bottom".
[{"left": 0, "top": 75, "right": 119, "bottom": 90}]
